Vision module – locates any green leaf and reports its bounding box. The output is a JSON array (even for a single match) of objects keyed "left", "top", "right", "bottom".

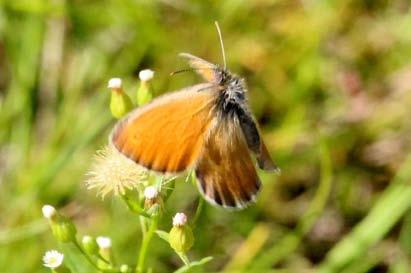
[
  {"left": 155, "top": 230, "right": 170, "bottom": 242},
  {"left": 173, "top": 257, "right": 213, "bottom": 273},
  {"left": 121, "top": 195, "right": 150, "bottom": 218}
]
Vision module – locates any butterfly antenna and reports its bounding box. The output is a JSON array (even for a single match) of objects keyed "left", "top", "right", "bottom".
[
  {"left": 170, "top": 67, "right": 213, "bottom": 76},
  {"left": 214, "top": 21, "right": 227, "bottom": 69},
  {"left": 170, "top": 68, "right": 195, "bottom": 76}
]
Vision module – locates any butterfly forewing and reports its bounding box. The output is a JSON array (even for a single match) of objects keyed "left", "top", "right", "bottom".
[
  {"left": 110, "top": 84, "right": 217, "bottom": 173},
  {"left": 195, "top": 119, "right": 261, "bottom": 209},
  {"left": 179, "top": 53, "right": 220, "bottom": 83}
]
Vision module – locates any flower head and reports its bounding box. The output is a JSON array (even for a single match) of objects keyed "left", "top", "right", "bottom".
[
  {"left": 144, "top": 186, "right": 158, "bottom": 200},
  {"left": 42, "top": 205, "right": 57, "bottom": 220},
  {"left": 169, "top": 212, "right": 194, "bottom": 252},
  {"left": 96, "top": 236, "right": 112, "bottom": 249},
  {"left": 82, "top": 235, "right": 99, "bottom": 255},
  {"left": 138, "top": 69, "right": 154, "bottom": 82},
  {"left": 108, "top": 78, "right": 122, "bottom": 89},
  {"left": 86, "top": 145, "right": 147, "bottom": 198},
  {"left": 43, "top": 250, "right": 64, "bottom": 269},
  {"left": 107, "top": 77, "right": 132, "bottom": 118},
  {"left": 173, "top": 212, "right": 187, "bottom": 227}
]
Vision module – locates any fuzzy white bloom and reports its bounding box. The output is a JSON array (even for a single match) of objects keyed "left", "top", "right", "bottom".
[
  {"left": 43, "top": 250, "right": 64, "bottom": 269},
  {"left": 42, "top": 205, "right": 56, "bottom": 219},
  {"left": 108, "top": 78, "right": 122, "bottom": 89},
  {"left": 96, "top": 236, "right": 112, "bottom": 249},
  {"left": 86, "top": 145, "right": 147, "bottom": 198},
  {"left": 139, "top": 69, "right": 154, "bottom": 81},
  {"left": 172, "top": 212, "right": 187, "bottom": 227},
  {"left": 144, "top": 186, "right": 158, "bottom": 200}
]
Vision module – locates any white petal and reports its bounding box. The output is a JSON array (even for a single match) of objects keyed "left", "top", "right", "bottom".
[
  {"left": 96, "top": 236, "right": 112, "bottom": 248},
  {"left": 139, "top": 69, "right": 154, "bottom": 81},
  {"left": 42, "top": 205, "right": 56, "bottom": 219},
  {"left": 43, "top": 250, "right": 64, "bottom": 269},
  {"left": 144, "top": 186, "right": 158, "bottom": 199},
  {"left": 172, "top": 212, "right": 187, "bottom": 227},
  {"left": 108, "top": 78, "right": 122, "bottom": 89}
]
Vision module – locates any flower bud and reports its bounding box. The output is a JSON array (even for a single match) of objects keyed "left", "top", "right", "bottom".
[
  {"left": 136, "top": 69, "right": 154, "bottom": 106},
  {"left": 96, "top": 236, "right": 112, "bottom": 249},
  {"left": 42, "top": 205, "right": 77, "bottom": 243},
  {"left": 120, "top": 264, "right": 131, "bottom": 273},
  {"left": 42, "top": 205, "right": 57, "bottom": 221},
  {"left": 169, "top": 213, "right": 194, "bottom": 253},
  {"left": 82, "top": 235, "right": 99, "bottom": 256},
  {"left": 139, "top": 69, "right": 154, "bottom": 82},
  {"left": 50, "top": 217, "right": 77, "bottom": 243},
  {"left": 96, "top": 236, "right": 113, "bottom": 264},
  {"left": 172, "top": 213, "right": 187, "bottom": 227},
  {"left": 144, "top": 186, "right": 159, "bottom": 209},
  {"left": 108, "top": 78, "right": 133, "bottom": 119},
  {"left": 144, "top": 186, "right": 158, "bottom": 200},
  {"left": 108, "top": 78, "right": 122, "bottom": 90}
]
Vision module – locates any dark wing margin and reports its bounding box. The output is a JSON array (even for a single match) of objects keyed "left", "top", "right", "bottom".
[{"left": 236, "top": 106, "right": 279, "bottom": 172}]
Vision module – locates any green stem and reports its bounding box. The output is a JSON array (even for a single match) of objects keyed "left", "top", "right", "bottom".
[
  {"left": 73, "top": 240, "right": 102, "bottom": 272},
  {"left": 191, "top": 198, "right": 204, "bottom": 228},
  {"left": 136, "top": 215, "right": 159, "bottom": 273},
  {"left": 140, "top": 216, "right": 147, "bottom": 238},
  {"left": 96, "top": 253, "right": 111, "bottom": 265},
  {"left": 176, "top": 252, "right": 190, "bottom": 266}
]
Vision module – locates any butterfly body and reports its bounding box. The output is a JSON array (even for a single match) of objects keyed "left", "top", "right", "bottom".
[{"left": 110, "top": 53, "right": 278, "bottom": 209}]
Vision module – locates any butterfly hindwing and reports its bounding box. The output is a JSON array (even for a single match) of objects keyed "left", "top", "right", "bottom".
[
  {"left": 110, "top": 83, "right": 217, "bottom": 173},
  {"left": 195, "top": 117, "right": 261, "bottom": 209}
]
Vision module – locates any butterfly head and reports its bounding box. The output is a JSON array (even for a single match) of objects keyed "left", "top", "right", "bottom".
[
  {"left": 215, "top": 69, "right": 247, "bottom": 115},
  {"left": 178, "top": 53, "right": 247, "bottom": 114}
]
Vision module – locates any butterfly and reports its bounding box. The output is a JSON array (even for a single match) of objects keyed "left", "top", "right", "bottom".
[{"left": 110, "top": 24, "right": 278, "bottom": 209}]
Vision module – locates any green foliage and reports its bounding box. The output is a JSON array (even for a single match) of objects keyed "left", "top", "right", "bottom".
[{"left": 1, "top": 0, "right": 411, "bottom": 272}]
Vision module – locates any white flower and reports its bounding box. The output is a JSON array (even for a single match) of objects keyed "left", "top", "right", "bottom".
[
  {"left": 85, "top": 145, "right": 147, "bottom": 198},
  {"left": 172, "top": 212, "right": 187, "bottom": 227},
  {"left": 42, "top": 205, "right": 56, "bottom": 219},
  {"left": 43, "top": 250, "right": 64, "bottom": 269},
  {"left": 108, "top": 78, "right": 122, "bottom": 89},
  {"left": 96, "top": 236, "right": 112, "bottom": 249},
  {"left": 139, "top": 69, "right": 154, "bottom": 81},
  {"left": 144, "top": 186, "right": 158, "bottom": 200}
]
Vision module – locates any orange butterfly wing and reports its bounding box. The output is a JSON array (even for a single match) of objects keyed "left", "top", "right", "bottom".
[
  {"left": 110, "top": 84, "right": 216, "bottom": 173},
  {"left": 195, "top": 119, "right": 261, "bottom": 209}
]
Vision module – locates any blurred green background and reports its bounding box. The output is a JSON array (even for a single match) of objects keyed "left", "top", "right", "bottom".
[{"left": 1, "top": 0, "right": 411, "bottom": 272}]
